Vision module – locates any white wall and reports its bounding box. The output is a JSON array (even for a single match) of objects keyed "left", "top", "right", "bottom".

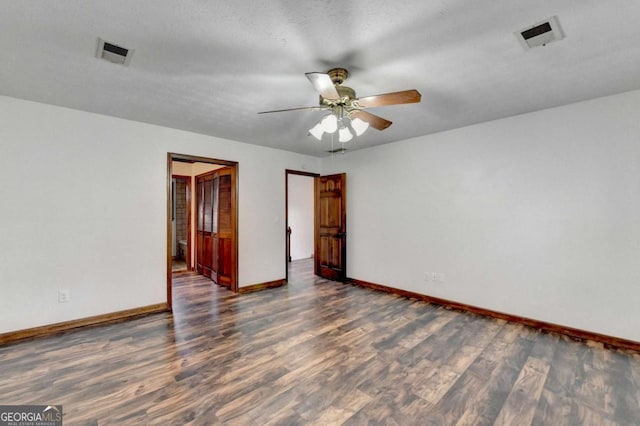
[
  {"left": 0, "top": 96, "right": 320, "bottom": 334},
  {"left": 321, "top": 89, "right": 640, "bottom": 342},
  {"left": 3, "top": 90, "right": 639, "bottom": 342},
  {"left": 288, "top": 174, "right": 314, "bottom": 261}
]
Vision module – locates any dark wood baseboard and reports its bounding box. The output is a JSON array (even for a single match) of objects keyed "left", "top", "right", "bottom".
[
  {"left": 0, "top": 303, "right": 170, "bottom": 345},
  {"left": 349, "top": 278, "right": 640, "bottom": 353},
  {"left": 239, "top": 279, "right": 287, "bottom": 294}
]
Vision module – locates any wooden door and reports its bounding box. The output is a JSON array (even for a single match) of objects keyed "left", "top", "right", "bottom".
[
  {"left": 210, "top": 174, "right": 220, "bottom": 282},
  {"left": 215, "top": 168, "right": 234, "bottom": 287},
  {"left": 196, "top": 167, "right": 235, "bottom": 288},
  {"left": 196, "top": 172, "right": 215, "bottom": 279},
  {"left": 315, "top": 173, "right": 347, "bottom": 281},
  {"left": 196, "top": 178, "right": 203, "bottom": 274}
]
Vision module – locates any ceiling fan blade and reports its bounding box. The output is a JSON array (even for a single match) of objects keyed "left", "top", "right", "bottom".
[
  {"left": 257, "top": 106, "right": 328, "bottom": 114},
  {"left": 351, "top": 110, "right": 392, "bottom": 131},
  {"left": 305, "top": 72, "right": 340, "bottom": 100},
  {"left": 356, "top": 89, "right": 421, "bottom": 108}
]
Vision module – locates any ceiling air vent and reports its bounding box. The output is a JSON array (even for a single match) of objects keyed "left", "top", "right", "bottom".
[
  {"left": 516, "top": 16, "right": 565, "bottom": 49},
  {"left": 96, "top": 38, "right": 134, "bottom": 65}
]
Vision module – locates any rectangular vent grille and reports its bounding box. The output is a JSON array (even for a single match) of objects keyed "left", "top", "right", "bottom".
[
  {"left": 521, "top": 22, "right": 552, "bottom": 40},
  {"left": 103, "top": 42, "right": 128, "bottom": 57},
  {"left": 516, "top": 16, "right": 564, "bottom": 50},
  {"left": 96, "top": 38, "right": 134, "bottom": 65}
]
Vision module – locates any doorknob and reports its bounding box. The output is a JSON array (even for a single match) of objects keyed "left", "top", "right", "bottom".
[{"left": 335, "top": 232, "right": 346, "bottom": 237}]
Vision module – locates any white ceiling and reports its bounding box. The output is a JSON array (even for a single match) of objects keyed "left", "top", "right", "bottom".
[{"left": 2, "top": 1, "right": 640, "bottom": 157}]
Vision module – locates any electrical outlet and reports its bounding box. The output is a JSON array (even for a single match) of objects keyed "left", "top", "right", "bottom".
[
  {"left": 431, "top": 272, "right": 437, "bottom": 281},
  {"left": 58, "top": 289, "right": 70, "bottom": 303},
  {"left": 424, "top": 272, "right": 430, "bottom": 281}
]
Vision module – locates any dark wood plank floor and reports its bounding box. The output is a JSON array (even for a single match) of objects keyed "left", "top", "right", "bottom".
[{"left": 1, "top": 259, "right": 639, "bottom": 425}]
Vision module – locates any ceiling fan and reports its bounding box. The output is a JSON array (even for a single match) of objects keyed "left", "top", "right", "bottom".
[{"left": 258, "top": 68, "right": 421, "bottom": 142}]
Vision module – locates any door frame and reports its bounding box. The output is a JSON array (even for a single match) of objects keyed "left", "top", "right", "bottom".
[
  {"left": 285, "top": 169, "right": 319, "bottom": 282},
  {"left": 167, "top": 153, "right": 239, "bottom": 310}
]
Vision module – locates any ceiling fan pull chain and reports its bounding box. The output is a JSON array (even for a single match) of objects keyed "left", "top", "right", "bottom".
[{"left": 331, "top": 131, "right": 335, "bottom": 159}]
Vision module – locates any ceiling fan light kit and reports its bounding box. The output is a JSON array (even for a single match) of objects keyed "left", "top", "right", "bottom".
[
  {"left": 338, "top": 126, "right": 354, "bottom": 143},
  {"left": 320, "top": 114, "right": 338, "bottom": 133},
  {"left": 351, "top": 117, "right": 369, "bottom": 136},
  {"left": 258, "top": 67, "right": 421, "bottom": 149},
  {"left": 309, "top": 122, "right": 324, "bottom": 140}
]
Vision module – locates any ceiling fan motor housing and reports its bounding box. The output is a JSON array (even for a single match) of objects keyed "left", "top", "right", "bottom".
[{"left": 327, "top": 68, "right": 349, "bottom": 85}]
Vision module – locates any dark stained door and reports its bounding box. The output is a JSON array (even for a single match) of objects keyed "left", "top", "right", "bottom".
[
  {"left": 215, "top": 167, "right": 234, "bottom": 287},
  {"left": 196, "top": 167, "right": 235, "bottom": 288},
  {"left": 196, "top": 172, "right": 215, "bottom": 279},
  {"left": 315, "top": 173, "right": 346, "bottom": 281},
  {"left": 210, "top": 174, "right": 220, "bottom": 283}
]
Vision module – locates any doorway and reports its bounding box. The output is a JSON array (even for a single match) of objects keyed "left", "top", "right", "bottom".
[
  {"left": 167, "top": 153, "right": 239, "bottom": 310},
  {"left": 171, "top": 175, "right": 190, "bottom": 272},
  {"left": 285, "top": 170, "right": 318, "bottom": 282}
]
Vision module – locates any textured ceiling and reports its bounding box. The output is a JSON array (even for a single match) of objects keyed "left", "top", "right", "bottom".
[{"left": 2, "top": 1, "right": 640, "bottom": 156}]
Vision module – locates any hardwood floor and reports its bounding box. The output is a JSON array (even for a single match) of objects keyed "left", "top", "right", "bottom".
[
  {"left": 172, "top": 259, "right": 187, "bottom": 272},
  {"left": 1, "top": 259, "right": 639, "bottom": 425}
]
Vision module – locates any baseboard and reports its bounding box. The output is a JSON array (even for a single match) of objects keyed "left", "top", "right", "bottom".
[
  {"left": 239, "top": 278, "right": 287, "bottom": 294},
  {"left": 349, "top": 278, "right": 640, "bottom": 353},
  {"left": 0, "top": 303, "right": 170, "bottom": 345}
]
